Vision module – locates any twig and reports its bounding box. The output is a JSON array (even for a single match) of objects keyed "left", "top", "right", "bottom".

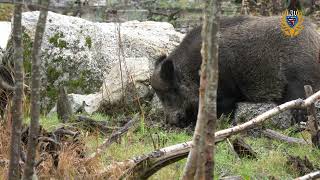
[
  {"left": 226, "top": 138, "right": 240, "bottom": 160},
  {"left": 75, "top": 115, "right": 119, "bottom": 134}
]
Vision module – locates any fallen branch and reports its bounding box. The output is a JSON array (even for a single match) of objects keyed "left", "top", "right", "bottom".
[
  {"left": 38, "top": 137, "right": 60, "bottom": 145},
  {"left": 262, "top": 129, "right": 309, "bottom": 145},
  {"left": 87, "top": 114, "right": 139, "bottom": 160},
  {"left": 294, "top": 171, "right": 320, "bottom": 180},
  {"left": 232, "top": 137, "right": 257, "bottom": 159},
  {"left": 75, "top": 116, "right": 119, "bottom": 135},
  {"left": 120, "top": 91, "right": 320, "bottom": 179},
  {"left": 53, "top": 127, "right": 79, "bottom": 138}
]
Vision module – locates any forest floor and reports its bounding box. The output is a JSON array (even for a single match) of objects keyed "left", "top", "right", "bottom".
[{"left": 1, "top": 112, "right": 320, "bottom": 179}]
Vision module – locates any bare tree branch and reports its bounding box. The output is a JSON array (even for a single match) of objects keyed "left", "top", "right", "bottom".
[
  {"left": 294, "top": 171, "right": 320, "bottom": 180},
  {"left": 23, "top": 0, "right": 49, "bottom": 179},
  {"left": 8, "top": 1, "right": 24, "bottom": 179}
]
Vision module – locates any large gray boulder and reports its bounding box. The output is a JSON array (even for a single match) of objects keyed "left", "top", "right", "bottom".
[
  {"left": 0, "top": 21, "right": 11, "bottom": 50},
  {"left": 48, "top": 92, "right": 102, "bottom": 115},
  {"left": 100, "top": 57, "right": 154, "bottom": 112},
  {"left": 4, "top": 11, "right": 184, "bottom": 111}
]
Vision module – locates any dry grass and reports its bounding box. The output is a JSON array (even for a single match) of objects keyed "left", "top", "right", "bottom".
[{"left": 0, "top": 122, "right": 10, "bottom": 179}]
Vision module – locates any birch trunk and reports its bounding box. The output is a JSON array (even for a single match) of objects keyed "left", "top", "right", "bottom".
[
  {"left": 23, "top": 0, "right": 49, "bottom": 179},
  {"left": 8, "top": 1, "right": 24, "bottom": 179},
  {"left": 182, "top": 0, "right": 220, "bottom": 179}
]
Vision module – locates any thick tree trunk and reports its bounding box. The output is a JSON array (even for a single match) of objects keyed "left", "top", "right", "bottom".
[
  {"left": 23, "top": 1, "right": 49, "bottom": 179},
  {"left": 182, "top": 0, "right": 220, "bottom": 179},
  {"left": 8, "top": 1, "right": 24, "bottom": 179}
]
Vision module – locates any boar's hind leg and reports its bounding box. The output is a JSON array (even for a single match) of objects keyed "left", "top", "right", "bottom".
[{"left": 217, "top": 96, "right": 238, "bottom": 125}]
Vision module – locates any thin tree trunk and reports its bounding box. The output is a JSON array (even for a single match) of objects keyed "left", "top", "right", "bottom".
[
  {"left": 203, "top": 0, "right": 219, "bottom": 178},
  {"left": 23, "top": 1, "right": 49, "bottom": 179},
  {"left": 182, "top": 0, "right": 220, "bottom": 179},
  {"left": 8, "top": 1, "right": 24, "bottom": 179}
]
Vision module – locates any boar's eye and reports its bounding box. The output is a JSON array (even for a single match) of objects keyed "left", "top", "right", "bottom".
[{"left": 160, "top": 60, "right": 175, "bottom": 81}]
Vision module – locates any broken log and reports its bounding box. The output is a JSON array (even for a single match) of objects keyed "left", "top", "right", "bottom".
[
  {"left": 294, "top": 171, "right": 320, "bottom": 180},
  {"left": 262, "top": 129, "right": 309, "bottom": 145},
  {"left": 53, "top": 127, "right": 80, "bottom": 139},
  {"left": 75, "top": 115, "right": 119, "bottom": 135},
  {"left": 232, "top": 137, "right": 257, "bottom": 159},
  {"left": 120, "top": 90, "right": 320, "bottom": 179}
]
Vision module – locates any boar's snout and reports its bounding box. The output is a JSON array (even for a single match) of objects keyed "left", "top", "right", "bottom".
[
  {"left": 166, "top": 104, "right": 197, "bottom": 127},
  {"left": 166, "top": 111, "right": 187, "bottom": 127}
]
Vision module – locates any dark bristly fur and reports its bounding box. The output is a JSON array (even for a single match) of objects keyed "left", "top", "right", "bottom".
[{"left": 151, "top": 16, "right": 320, "bottom": 127}]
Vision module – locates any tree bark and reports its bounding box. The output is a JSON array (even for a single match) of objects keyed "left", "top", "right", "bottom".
[
  {"left": 23, "top": 0, "right": 49, "bottom": 179},
  {"left": 182, "top": 0, "right": 220, "bottom": 178},
  {"left": 202, "top": 0, "right": 219, "bottom": 179},
  {"left": 8, "top": 1, "right": 24, "bottom": 179}
]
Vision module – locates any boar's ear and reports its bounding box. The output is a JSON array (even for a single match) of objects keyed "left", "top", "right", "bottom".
[
  {"left": 160, "top": 60, "right": 175, "bottom": 81},
  {"left": 155, "top": 54, "right": 167, "bottom": 66}
]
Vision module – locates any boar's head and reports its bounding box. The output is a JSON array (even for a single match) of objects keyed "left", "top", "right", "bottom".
[{"left": 151, "top": 55, "right": 199, "bottom": 127}]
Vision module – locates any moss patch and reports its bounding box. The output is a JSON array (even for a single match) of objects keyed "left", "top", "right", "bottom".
[
  {"left": 49, "top": 32, "right": 68, "bottom": 49},
  {"left": 85, "top": 36, "right": 92, "bottom": 49}
]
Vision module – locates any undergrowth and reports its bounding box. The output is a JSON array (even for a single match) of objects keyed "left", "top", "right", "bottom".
[{"left": 1, "top": 113, "right": 320, "bottom": 179}]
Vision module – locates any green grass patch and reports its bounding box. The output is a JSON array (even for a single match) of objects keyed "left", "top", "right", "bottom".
[{"left": 35, "top": 113, "right": 320, "bottom": 179}]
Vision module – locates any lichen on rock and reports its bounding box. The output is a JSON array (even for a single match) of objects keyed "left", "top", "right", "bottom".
[{"left": 2, "top": 11, "right": 184, "bottom": 113}]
